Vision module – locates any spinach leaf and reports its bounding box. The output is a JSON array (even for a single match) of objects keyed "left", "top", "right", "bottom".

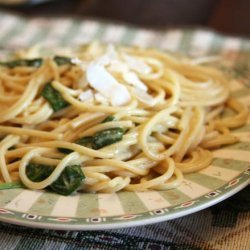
[
  {"left": 101, "top": 115, "right": 115, "bottom": 123},
  {"left": 0, "top": 182, "right": 24, "bottom": 190},
  {"left": 0, "top": 58, "right": 43, "bottom": 68},
  {"left": 26, "top": 163, "right": 53, "bottom": 182},
  {"left": 53, "top": 56, "right": 73, "bottom": 66},
  {"left": 58, "top": 136, "right": 93, "bottom": 154},
  {"left": 50, "top": 165, "right": 85, "bottom": 196},
  {"left": 75, "top": 136, "right": 93, "bottom": 147},
  {"left": 58, "top": 128, "right": 124, "bottom": 153},
  {"left": 26, "top": 163, "right": 85, "bottom": 196},
  {"left": 41, "top": 82, "right": 69, "bottom": 112},
  {"left": 0, "top": 56, "right": 73, "bottom": 69},
  {"left": 57, "top": 147, "right": 74, "bottom": 154},
  {"left": 92, "top": 128, "right": 124, "bottom": 149}
]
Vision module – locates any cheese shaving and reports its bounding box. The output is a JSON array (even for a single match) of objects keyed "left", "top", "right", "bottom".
[
  {"left": 78, "top": 89, "right": 94, "bottom": 102},
  {"left": 86, "top": 63, "right": 131, "bottom": 106},
  {"left": 133, "top": 88, "right": 156, "bottom": 107},
  {"left": 123, "top": 71, "right": 147, "bottom": 91},
  {"left": 122, "top": 53, "right": 152, "bottom": 74}
]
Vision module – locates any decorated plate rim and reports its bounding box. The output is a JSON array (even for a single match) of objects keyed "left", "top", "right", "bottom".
[{"left": 0, "top": 170, "right": 249, "bottom": 231}]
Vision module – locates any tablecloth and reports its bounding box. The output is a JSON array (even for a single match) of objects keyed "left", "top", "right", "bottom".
[{"left": 0, "top": 10, "right": 249, "bottom": 250}]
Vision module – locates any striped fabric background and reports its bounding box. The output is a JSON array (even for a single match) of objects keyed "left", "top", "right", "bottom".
[
  {"left": 0, "top": 11, "right": 249, "bottom": 57},
  {"left": 0, "top": 10, "right": 249, "bottom": 250}
]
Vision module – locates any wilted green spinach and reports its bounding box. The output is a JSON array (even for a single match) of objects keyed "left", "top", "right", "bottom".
[{"left": 26, "top": 163, "right": 85, "bottom": 196}]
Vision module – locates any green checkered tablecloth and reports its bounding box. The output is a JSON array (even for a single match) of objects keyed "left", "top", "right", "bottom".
[{"left": 0, "top": 10, "right": 249, "bottom": 250}]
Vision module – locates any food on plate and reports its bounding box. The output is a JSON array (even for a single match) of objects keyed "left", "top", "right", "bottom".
[{"left": 0, "top": 42, "right": 248, "bottom": 195}]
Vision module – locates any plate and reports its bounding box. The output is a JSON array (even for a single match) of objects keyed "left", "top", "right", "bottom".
[
  {"left": 0, "top": 171, "right": 249, "bottom": 230},
  {"left": 0, "top": 32, "right": 250, "bottom": 230},
  {"left": 0, "top": 99, "right": 249, "bottom": 230}
]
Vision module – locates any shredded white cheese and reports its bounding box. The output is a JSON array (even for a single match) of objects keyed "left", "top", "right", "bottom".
[
  {"left": 76, "top": 44, "right": 155, "bottom": 107},
  {"left": 95, "top": 44, "right": 118, "bottom": 66},
  {"left": 108, "top": 60, "right": 128, "bottom": 73},
  {"left": 94, "top": 93, "right": 109, "bottom": 105},
  {"left": 72, "top": 58, "right": 89, "bottom": 71},
  {"left": 123, "top": 71, "right": 148, "bottom": 91},
  {"left": 122, "top": 53, "right": 152, "bottom": 74},
  {"left": 133, "top": 88, "right": 156, "bottom": 107},
  {"left": 78, "top": 89, "right": 94, "bottom": 102},
  {"left": 86, "top": 63, "right": 131, "bottom": 106},
  {"left": 71, "top": 57, "right": 82, "bottom": 65}
]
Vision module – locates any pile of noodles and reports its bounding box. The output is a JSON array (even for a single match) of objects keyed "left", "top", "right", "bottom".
[{"left": 0, "top": 43, "right": 248, "bottom": 193}]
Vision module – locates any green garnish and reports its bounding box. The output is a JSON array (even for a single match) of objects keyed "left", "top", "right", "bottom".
[
  {"left": 26, "top": 163, "right": 85, "bottom": 196},
  {"left": 53, "top": 56, "right": 73, "bottom": 66},
  {"left": 58, "top": 136, "right": 93, "bottom": 154},
  {"left": 26, "top": 163, "right": 52, "bottom": 182},
  {"left": 92, "top": 128, "right": 124, "bottom": 149},
  {"left": 0, "top": 56, "right": 74, "bottom": 69},
  {"left": 0, "top": 58, "right": 43, "bottom": 68},
  {"left": 75, "top": 136, "right": 93, "bottom": 148},
  {"left": 0, "top": 182, "right": 24, "bottom": 190},
  {"left": 57, "top": 147, "right": 74, "bottom": 154},
  {"left": 58, "top": 128, "right": 124, "bottom": 153},
  {"left": 41, "top": 82, "right": 69, "bottom": 112},
  {"left": 101, "top": 115, "right": 115, "bottom": 123},
  {"left": 49, "top": 165, "right": 85, "bottom": 196}
]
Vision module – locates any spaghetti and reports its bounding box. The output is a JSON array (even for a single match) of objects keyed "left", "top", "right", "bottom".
[{"left": 0, "top": 42, "right": 248, "bottom": 195}]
